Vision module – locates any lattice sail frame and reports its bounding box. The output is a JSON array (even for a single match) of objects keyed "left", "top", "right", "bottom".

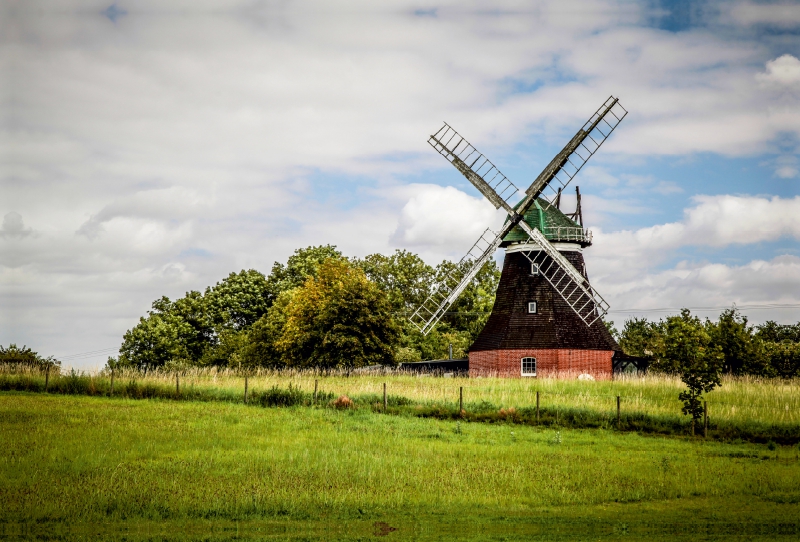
[{"left": 409, "top": 96, "right": 626, "bottom": 335}]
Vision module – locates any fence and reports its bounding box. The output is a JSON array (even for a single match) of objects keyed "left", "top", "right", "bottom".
[{"left": 2, "top": 366, "right": 800, "bottom": 438}]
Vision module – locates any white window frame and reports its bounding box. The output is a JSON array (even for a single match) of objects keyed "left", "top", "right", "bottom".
[
  {"left": 528, "top": 301, "right": 537, "bottom": 314},
  {"left": 521, "top": 357, "right": 537, "bottom": 377},
  {"left": 531, "top": 262, "right": 540, "bottom": 275}
]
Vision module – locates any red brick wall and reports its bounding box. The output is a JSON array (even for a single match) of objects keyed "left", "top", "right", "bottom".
[{"left": 469, "top": 349, "right": 613, "bottom": 379}]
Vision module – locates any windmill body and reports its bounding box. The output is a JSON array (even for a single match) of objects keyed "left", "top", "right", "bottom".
[
  {"left": 410, "top": 96, "right": 628, "bottom": 379},
  {"left": 469, "top": 198, "right": 619, "bottom": 378}
]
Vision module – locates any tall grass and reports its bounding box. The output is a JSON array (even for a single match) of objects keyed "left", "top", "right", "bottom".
[
  {"left": 4, "top": 364, "right": 797, "bottom": 422},
  {"left": 2, "top": 365, "right": 799, "bottom": 442}
]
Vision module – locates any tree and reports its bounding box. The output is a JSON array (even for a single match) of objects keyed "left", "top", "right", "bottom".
[
  {"left": 118, "top": 310, "right": 193, "bottom": 370},
  {"left": 619, "top": 317, "right": 665, "bottom": 366},
  {"left": 241, "top": 289, "right": 296, "bottom": 368},
  {"left": 755, "top": 321, "right": 800, "bottom": 343},
  {"left": 0, "top": 344, "right": 60, "bottom": 371},
  {"left": 604, "top": 320, "right": 620, "bottom": 341},
  {"left": 663, "top": 309, "right": 723, "bottom": 429},
  {"left": 265, "top": 245, "right": 344, "bottom": 302},
  {"left": 441, "top": 259, "right": 501, "bottom": 341},
  {"left": 708, "top": 308, "right": 754, "bottom": 375},
  {"left": 204, "top": 270, "right": 271, "bottom": 332},
  {"left": 166, "top": 291, "right": 214, "bottom": 361},
  {"left": 277, "top": 259, "right": 400, "bottom": 369},
  {"left": 358, "top": 251, "right": 499, "bottom": 361},
  {"left": 357, "top": 250, "right": 436, "bottom": 314},
  {"left": 760, "top": 340, "right": 800, "bottom": 379}
]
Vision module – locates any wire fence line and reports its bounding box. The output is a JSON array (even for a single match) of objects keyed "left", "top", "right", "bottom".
[{"left": 3, "top": 365, "right": 799, "bottom": 426}]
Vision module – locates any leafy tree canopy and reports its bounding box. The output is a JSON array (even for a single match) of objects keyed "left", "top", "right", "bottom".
[
  {"left": 204, "top": 270, "right": 271, "bottom": 331},
  {"left": 0, "top": 344, "right": 60, "bottom": 370},
  {"left": 277, "top": 258, "right": 400, "bottom": 369},
  {"left": 266, "top": 245, "right": 344, "bottom": 301}
]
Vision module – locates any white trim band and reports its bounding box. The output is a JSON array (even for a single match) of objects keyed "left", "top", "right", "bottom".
[{"left": 505, "top": 241, "right": 583, "bottom": 254}]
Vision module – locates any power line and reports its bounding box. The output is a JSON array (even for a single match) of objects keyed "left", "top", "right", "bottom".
[
  {"left": 57, "top": 347, "right": 119, "bottom": 360},
  {"left": 607, "top": 303, "right": 800, "bottom": 314}
]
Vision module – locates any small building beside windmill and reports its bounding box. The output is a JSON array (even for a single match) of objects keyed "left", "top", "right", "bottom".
[{"left": 468, "top": 198, "right": 620, "bottom": 379}]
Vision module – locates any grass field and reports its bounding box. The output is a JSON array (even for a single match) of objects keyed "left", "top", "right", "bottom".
[{"left": 3, "top": 392, "right": 800, "bottom": 540}]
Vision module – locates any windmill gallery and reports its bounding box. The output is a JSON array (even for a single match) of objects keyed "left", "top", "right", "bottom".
[{"left": 408, "top": 97, "right": 643, "bottom": 380}]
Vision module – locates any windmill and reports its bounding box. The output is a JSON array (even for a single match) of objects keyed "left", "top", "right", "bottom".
[{"left": 410, "top": 96, "right": 627, "bottom": 378}]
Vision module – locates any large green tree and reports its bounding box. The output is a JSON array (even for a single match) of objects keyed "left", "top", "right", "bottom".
[
  {"left": 119, "top": 309, "right": 194, "bottom": 370},
  {"left": 277, "top": 259, "right": 400, "bottom": 369},
  {"left": 266, "top": 245, "right": 344, "bottom": 302},
  {"left": 357, "top": 249, "right": 436, "bottom": 315},
  {"left": 204, "top": 270, "right": 271, "bottom": 332}
]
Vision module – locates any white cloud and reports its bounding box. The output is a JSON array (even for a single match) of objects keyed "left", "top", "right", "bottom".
[
  {"left": 757, "top": 54, "right": 800, "bottom": 89},
  {"left": 391, "top": 184, "right": 504, "bottom": 252},
  {"left": 591, "top": 195, "right": 800, "bottom": 271},
  {"left": 584, "top": 195, "right": 800, "bottom": 324},
  {"left": 598, "top": 255, "right": 800, "bottom": 325}
]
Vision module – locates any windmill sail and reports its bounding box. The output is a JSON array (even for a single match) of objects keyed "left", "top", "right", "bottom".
[
  {"left": 409, "top": 227, "right": 504, "bottom": 335},
  {"left": 526, "top": 96, "right": 627, "bottom": 208},
  {"left": 411, "top": 96, "right": 625, "bottom": 335},
  {"left": 428, "top": 124, "right": 521, "bottom": 215}
]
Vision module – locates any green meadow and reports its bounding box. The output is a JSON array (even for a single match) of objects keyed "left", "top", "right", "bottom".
[{"left": 3, "top": 388, "right": 800, "bottom": 540}]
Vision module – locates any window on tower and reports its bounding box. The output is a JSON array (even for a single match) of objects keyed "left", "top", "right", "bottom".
[
  {"left": 521, "top": 357, "right": 537, "bottom": 376},
  {"left": 531, "top": 263, "right": 539, "bottom": 275},
  {"left": 528, "top": 301, "right": 537, "bottom": 314}
]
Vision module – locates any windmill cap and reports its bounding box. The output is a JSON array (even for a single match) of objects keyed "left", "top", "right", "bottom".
[{"left": 501, "top": 198, "right": 591, "bottom": 247}]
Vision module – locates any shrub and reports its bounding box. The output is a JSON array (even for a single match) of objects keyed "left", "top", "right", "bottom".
[{"left": 253, "top": 384, "right": 305, "bottom": 407}]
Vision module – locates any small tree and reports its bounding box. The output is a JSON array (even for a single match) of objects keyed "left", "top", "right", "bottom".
[{"left": 664, "top": 309, "right": 723, "bottom": 432}]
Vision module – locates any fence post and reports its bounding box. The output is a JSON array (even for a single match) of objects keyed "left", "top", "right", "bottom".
[
  {"left": 110, "top": 369, "right": 114, "bottom": 397},
  {"left": 536, "top": 391, "right": 540, "bottom": 423},
  {"left": 244, "top": 376, "right": 248, "bottom": 404},
  {"left": 616, "top": 396, "right": 621, "bottom": 430},
  {"left": 383, "top": 383, "right": 387, "bottom": 411},
  {"left": 176, "top": 374, "right": 179, "bottom": 396},
  {"left": 704, "top": 401, "right": 708, "bottom": 438},
  {"left": 45, "top": 366, "right": 50, "bottom": 392},
  {"left": 314, "top": 379, "right": 318, "bottom": 404},
  {"left": 459, "top": 386, "right": 463, "bottom": 414}
]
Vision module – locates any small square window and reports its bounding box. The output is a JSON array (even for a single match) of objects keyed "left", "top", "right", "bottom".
[
  {"left": 528, "top": 301, "right": 537, "bottom": 314},
  {"left": 521, "top": 357, "right": 537, "bottom": 376},
  {"left": 531, "top": 263, "right": 539, "bottom": 275}
]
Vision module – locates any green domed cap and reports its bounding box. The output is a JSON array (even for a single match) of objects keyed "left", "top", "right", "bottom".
[{"left": 502, "top": 198, "right": 590, "bottom": 247}]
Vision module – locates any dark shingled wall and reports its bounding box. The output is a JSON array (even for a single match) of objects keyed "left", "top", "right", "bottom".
[{"left": 470, "top": 250, "right": 619, "bottom": 352}]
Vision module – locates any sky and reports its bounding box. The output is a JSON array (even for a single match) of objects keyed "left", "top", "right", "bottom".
[{"left": 2, "top": 0, "right": 800, "bottom": 369}]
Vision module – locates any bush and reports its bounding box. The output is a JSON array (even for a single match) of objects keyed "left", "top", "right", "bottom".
[{"left": 252, "top": 384, "right": 306, "bottom": 407}]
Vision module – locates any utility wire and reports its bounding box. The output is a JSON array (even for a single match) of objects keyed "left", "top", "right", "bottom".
[{"left": 57, "top": 347, "right": 119, "bottom": 360}]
